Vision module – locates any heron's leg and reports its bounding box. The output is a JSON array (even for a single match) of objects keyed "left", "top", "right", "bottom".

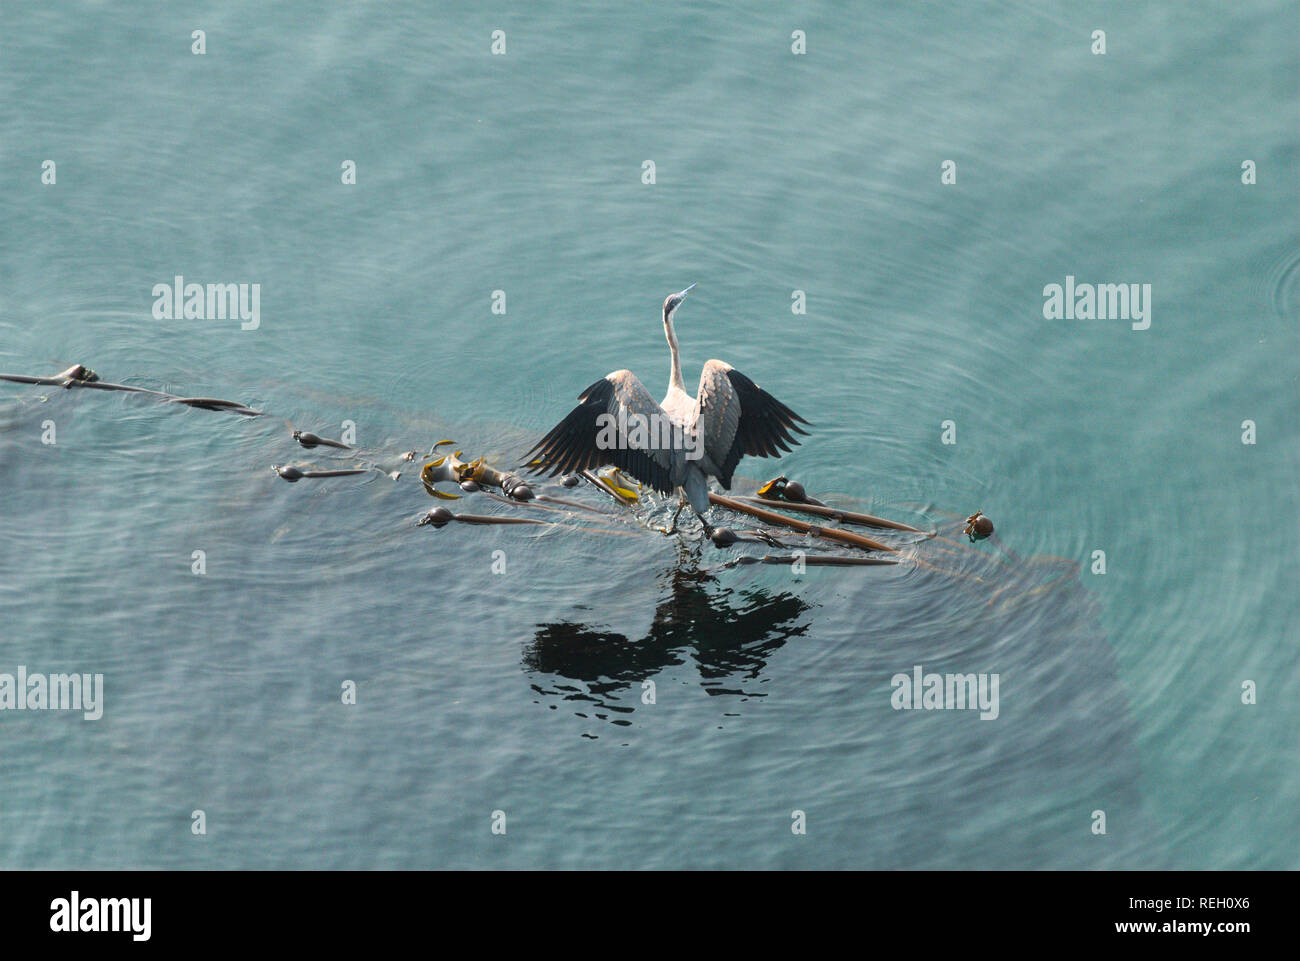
[
  {"left": 670, "top": 496, "right": 687, "bottom": 531},
  {"left": 659, "top": 493, "right": 688, "bottom": 536},
  {"left": 693, "top": 506, "right": 715, "bottom": 539}
]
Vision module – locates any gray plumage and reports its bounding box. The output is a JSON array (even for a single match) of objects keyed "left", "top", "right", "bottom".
[{"left": 525, "top": 286, "right": 809, "bottom": 522}]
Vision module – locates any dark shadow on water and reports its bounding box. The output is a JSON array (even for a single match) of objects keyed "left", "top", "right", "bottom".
[
  {"left": 523, "top": 562, "right": 811, "bottom": 724},
  {"left": 524, "top": 526, "right": 1158, "bottom": 866}
]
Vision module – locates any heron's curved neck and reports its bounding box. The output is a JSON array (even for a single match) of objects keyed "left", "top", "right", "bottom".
[{"left": 664, "top": 313, "right": 685, "bottom": 393}]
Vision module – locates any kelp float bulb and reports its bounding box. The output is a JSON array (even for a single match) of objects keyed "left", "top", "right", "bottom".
[
  {"left": 784, "top": 480, "right": 807, "bottom": 502},
  {"left": 57, "top": 364, "right": 98, "bottom": 384},
  {"left": 292, "top": 429, "right": 348, "bottom": 450},
  {"left": 502, "top": 476, "right": 535, "bottom": 501},
  {"left": 275, "top": 465, "right": 304, "bottom": 482},
  {"left": 710, "top": 527, "right": 738, "bottom": 547},
  {"left": 964, "top": 510, "right": 994, "bottom": 540},
  {"left": 419, "top": 507, "right": 453, "bottom": 528},
  {"left": 561, "top": 474, "right": 580, "bottom": 488},
  {"left": 459, "top": 479, "right": 481, "bottom": 492}
]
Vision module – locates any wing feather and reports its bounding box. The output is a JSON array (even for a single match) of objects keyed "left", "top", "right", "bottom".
[
  {"left": 524, "top": 370, "right": 680, "bottom": 494},
  {"left": 693, "top": 360, "right": 809, "bottom": 489}
]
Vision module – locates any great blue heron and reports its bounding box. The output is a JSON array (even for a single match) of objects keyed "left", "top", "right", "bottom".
[{"left": 525, "top": 285, "right": 809, "bottom": 534}]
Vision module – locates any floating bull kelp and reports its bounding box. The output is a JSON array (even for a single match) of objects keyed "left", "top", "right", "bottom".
[
  {"left": 752, "top": 475, "right": 926, "bottom": 534},
  {"left": 292, "top": 429, "right": 351, "bottom": 450},
  {"left": 420, "top": 442, "right": 537, "bottom": 502},
  {"left": 963, "top": 509, "right": 995, "bottom": 540},
  {"left": 1, "top": 363, "right": 1001, "bottom": 569},
  {"left": 707, "top": 492, "right": 901, "bottom": 553},
  {"left": 0, "top": 364, "right": 262, "bottom": 415},
  {"left": 720, "top": 553, "right": 899, "bottom": 568},
  {"left": 419, "top": 444, "right": 617, "bottom": 519},
  {"left": 274, "top": 465, "right": 375, "bottom": 482},
  {"left": 420, "top": 444, "right": 938, "bottom": 559}
]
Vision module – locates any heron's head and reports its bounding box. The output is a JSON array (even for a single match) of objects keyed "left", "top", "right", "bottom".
[{"left": 662, "top": 284, "right": 696, "bottom": 324}]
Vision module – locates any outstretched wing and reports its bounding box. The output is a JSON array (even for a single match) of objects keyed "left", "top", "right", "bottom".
[
  {"left": 524, "top": 369, "right": 679, "bottom": 494},
  {"left": 693, "top": 359, "right": 809, "bottom": 489}
]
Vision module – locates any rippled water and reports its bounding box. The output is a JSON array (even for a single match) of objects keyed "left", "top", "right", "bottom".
[{"left": 0, "top": 1, "right": 1296, "bottom": 868}]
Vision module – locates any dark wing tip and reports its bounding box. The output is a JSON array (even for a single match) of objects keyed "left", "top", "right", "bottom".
[
  {"left": 521, "top": 374, "right": 677, "bottom": 493},
  {"left": 723, "top": 367, "right": 811, "bottom": 459}
]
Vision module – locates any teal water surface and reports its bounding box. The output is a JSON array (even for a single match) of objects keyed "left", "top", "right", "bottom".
[{"left": 0, "top": 1, "right": 1297, "bottom": 868}]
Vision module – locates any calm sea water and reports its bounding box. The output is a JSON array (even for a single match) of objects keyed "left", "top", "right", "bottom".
[{"left": 1, "top": 1, "right": 1296, "bottom": 869}]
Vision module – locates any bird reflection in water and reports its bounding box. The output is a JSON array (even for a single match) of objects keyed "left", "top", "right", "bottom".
[{"left": 523, "top": 562, "right": 810, "bottom": 728}]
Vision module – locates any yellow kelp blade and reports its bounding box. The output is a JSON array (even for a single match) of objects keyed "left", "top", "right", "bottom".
[
  {"left": 421, "top": 456, "right": 461, "bottom": 499},
  {"left": 600, "top": 468, "right": 640, "bottom": 501}
]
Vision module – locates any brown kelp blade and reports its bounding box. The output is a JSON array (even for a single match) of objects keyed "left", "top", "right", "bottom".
[
  {"left": 739, "top": 495, "right": 927, "bottom": 534},
  {"left": 708, "top": 493, "right": 897, "bottom": 553}
]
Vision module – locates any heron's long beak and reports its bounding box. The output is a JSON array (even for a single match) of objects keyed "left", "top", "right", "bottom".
[{"left": 679, "top": 283, "right": 696, "bottom": 298}]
